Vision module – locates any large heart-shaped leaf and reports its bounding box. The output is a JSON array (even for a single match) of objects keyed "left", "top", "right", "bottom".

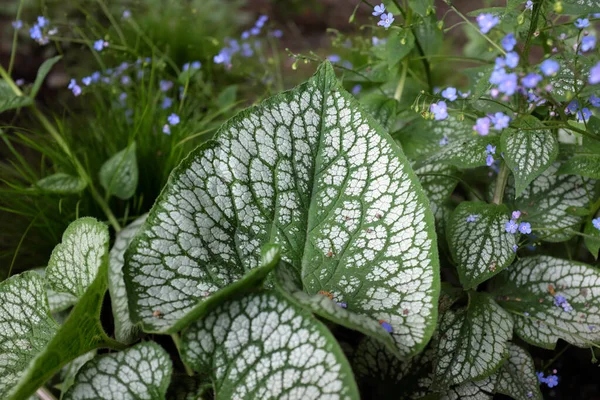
[
  {"left": 492, "top": 255, "right": 600, "bottom": 349},
  {"left": 108, "top": 214, "right": 147, "bottom": 344},
  {"left": 63, "top": 342, "right": 172, "bottom": 400},
  {"left": 433, "top": 293, "right": 513, "bottom": 388},
  {"left": 99, "top": 142, "right": 138, "bottom": 200},
  {"left": 495, "top": 343, "right": 542, "bottom": 400},
  {"left": 125, "top": 62, "right": 440, "bottom": 355},
  {"left": 501, "top": 117, "right": 558, "bottom": 198},
  {"left": 180, "top": 291, "right": 359, "bottom": 400},
  {"left": 447, "top": 202, "right": 516, "bottom": 289},
  {"left": 0, "top": 272, "right": 59, "bottom": 398}
]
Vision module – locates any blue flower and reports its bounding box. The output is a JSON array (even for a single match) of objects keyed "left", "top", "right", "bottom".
[
  {"left": 214, "top": 48, "right": 232, "bottom": 65},
  {"left": 505, "top": 52, "right": 519, "bottom": 68},
  {"left": 593, "top": 217, "right": 600, "bottom": 230},
  {"left": 271, "top": 29, "right": 283, "bottom": 38},
  {"left": 241, "top": 31, "right": 250, "bottom": 40},
  {"left": 525, "top": 0, "right": 533, "bottom": 10},
  {"left": 122, "top": 10, "right": 131, "bottom": 19},
  {"left": 565, "top": 99, "right": 579, "bottom": 114},
  {"left": 491, "top": 112, "right": 510, "bottom": 130},
  {"left": 476, "top": 13, "right": 499, "bottom": 34},
  {"left": 486, "top": 154, "right": 494, "bottom": 167},
  {"left": 256, "top": 15, "right": 268, "bottom": 28},
  {"left": 12, "top": 20, "right": 22, "bottom": 30},
  {"left": 93, "top": 40, "right": 108, "bottom": 51},
  {"left": 512, "top": 210, "right": 521, "bottom": 219},
  {"left": 442, "top": 87, "right": 458, "bottom": 101},
  {"left": 167, "top": 113, "right": 180, "bottom": 125},
  {"left": 82, "top": 76, "right": 92, "bottom": 86},
  {"left": 91, "top": 72, "right": 101, "bottom": 82},
  {"left": 590, "top": 95, "right": 600, "bottom": 107},
  {"left": 118, "top": 92, "right": 127, "bottom": 106},
  {"left": 490, "top": 68, "right": 507, "bottom": 85},
  {"left": 459, "top": 90, "right": 471, "bottom": 98},
  {"left": 581, "top": 36, "right": 596, "bottom": 52},
  {"left": 352, "top": 84, "right": 362, "bottom": 95},
  {"left": 473, "top": 117, "right": 491, "bottom": 135},
  {"left": 518, "top": 222, "right": 532, "bottom": 234},
  {"left": 327, "top": 54, "right": 341, "bottom": 63},
  {"left": 505, "top": 219, "right": 519, "bottom": 234},
  {"left": 546, "top": 375, "right": 559, "bottom": 388},
  {"left": 466, "top": 214, "right": 478, "bottom": 222},
  {"left": 37, "top": 16, "right": 49, "bottom": 28},
  {"left": 183, "top": 61, "right": 202, "bottom": 71},
  {"left": 372, "top": 3, "right": 386, "bottom": 16},
  {"left": 498, "top": 72, "right": 518, "bottom": 95},
  {"left": 121, "top": 76, "right": 132, "bottom": 86},
  {"left": 540, "top": 59, "right": 560, "bottom": 76},
  {"left": 501, "top": 33, "right": 517, "bottom": 51},
  {"left": 159, "top": 80, "right": 173, "bottom": 92},
  {"left": 250, "top": 26, "right": 260, "bottom": 36},
  {"left": 430, "top": 101, "right": 448, "bottom": 120},
  {"left": 536, "top": 372, "right": 546, "bottom": 383},
  {"left": 161, "top": 97, "right": 173, "bottom": 109},
  {"left": 378, "top": 12, "right": 395, "bottom": 29},
  {"left": 162, "top": 124, "right": 171, "bottom": 135},
  {"left": 379, "top": 320, "right": 393, "bottom": 333},
  {"left": 439, "top": 136, "right": 449, "bottom": 146},
  {"left": 67, "top": 79, "right": 82, "bottom": 96},
  {"left": 29, "top": 24, "right": 42, "bottom": 40},
  {"left": 241, "top": 43, "right": 253, "bottom": 57},
  {"left": 486, "top": 144, "right": 496, "bottom": 154},
  {"left": 521, "top": 73, "right": 542, "bottom": 89},
  {"left": 575, "top": 18, "right": 590, "bottom": 29},
  {"left": 513, "top": 244, "right": 518, "bottom": 252},
  {"left": 577, "top": 108, "right": 592, "bottom": 122},
  {"left": 590, "top": 62, "right": 600, "bottom": 85}
]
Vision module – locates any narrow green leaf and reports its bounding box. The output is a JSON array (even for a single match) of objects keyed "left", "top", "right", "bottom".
[
  {"left": 492, "top": 255, "right": 600, "bottom": 349},
  {"left": 501, "top": 117, "right": 558, "bottom": 198},
  {"left": 125, "top": 62, "right": 440, "bottom": 356},
  {"left": 108, "top": 214, "right": 147, "bottom": 344},
  {"left": 46, "top": 217, "right": 109, "bottom": 299},
  {"left": 561, "top": 0, "right": 600, "bottom": 14},
  {"left": 495, "top": 343, "right": 542, "bottom": 400},
  {"left": 425, "top": 135, "right": 500, "bottom": 169},
  {"left": 36, "top": 173, "right": 87, "bottom": 195},
  {"left": 557, "top": 154, "right": 600, "bottom": 179},
  {"left": 433, "top": 293, "right": 513, "bottom": 388},
  {"left": 0, "top": 272, "right": 59, "bottom": 399},
  {"left": 99, "top": 142, "right": 138, "bottom": 200},
  {"left": 447, "top": 202, "right": 516, "bottom": 289},
  {"left": 0, "top": 80, "right": 33, "bottom": 113},
  {"left": 387, "top": 30, "right": 415, "bottom": 68},
  {"left": 584, "top": 218, "right": 600, "bottom": 259},
  {"left": 180, "top": 291, "right": 359, "bottom": 400},
  {"left": 30, "top": 55, "right": 62, "bottom": 99},
  {"left": 64, "top": 342, "right": 172, "bottom": 400}
]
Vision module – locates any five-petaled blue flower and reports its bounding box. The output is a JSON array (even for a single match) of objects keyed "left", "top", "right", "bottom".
[
  {"left": 590, "top": 62, "right": 600, "bottom": 85},
  {"left": 82, "top": 76, "right": 92, "bottom": 86},
  {"left": 442, "top": 87, "right": 458, "bottom": 101},
  {"left": 378, "top": 12, "right": 395, "bottom": 29},
  {"left": 505, "top": 52, "right": 519, "bottom": 68},
  {"left": 162, "top": 124, "right": 171, "bottom": 135},
  {"left": 505, "top": 219, "right": 519, "bottom": 234},
  {"left": 486, "top": 144, "right": 496, "bottom": 154},
  {"left": 430, "top": 101, "right": 448, "bottom": 120},
  {"left": 466, "top": 214, "right": 478, "bottom": 222},
  {"left": 498, "top": 72, "right": 518, "bottom": 95},
  {"left": 67, "top": 79, "right": 82, "bottom": 96},
  {"left": 161, "top": 97, "right": 173, "bottom": 109},
  {"left": 512, "top": 210, "right": 521, "bottom": 219},
  {"left": 593, "top": 217, "right": 600, "bottom": 230},
  {"left": 372, "top": 3, "right": 386, "bottom": 16},
  {"left": 352, "top": 84, "right": 362, "bottom": 95},
  {"left": 525, "top": 0, "right": 533, "bottom": 10},
  {"left": 577, "top": 108, "right": 592, "bottom": 122},
  {"left": 501, "top": 33, "right": 517, "bottom": 51},
  {"left": 491, "top": 112, "right": 510, "bottom": 130},
  {"left": 476, "top": 13, "right": 499, "bottom": 34},
  {"left": 518, "top": 222, "right": 532, "bottom": 234},
  {"left": 540, "top": 59, "right": 560, "bottom": 76},
  {"left": 159, "top": 80, "right": 173, "bottom": 92},
  {"left": 575, "top": 18, "right": 590, "bottom": 29},
  {"left": 486, "top": 154, "right": 494, "bottom": 167},
  {"left": 37, "top": 16, "right": 49, "bottom": 27},
  {"left": 167, "top": 113, "right": 180, "bottom": 125},
  {"left": 546, "top": 375, "right": 559, "bottom": 388},
  {"left": 521, "top": 73, "right": 542, "bottom": 89},
  {"left": 474, "top": 117, "right": 491, "bottom": 135}
]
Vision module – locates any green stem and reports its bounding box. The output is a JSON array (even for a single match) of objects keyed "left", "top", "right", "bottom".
[
  {"left": 448, "top": 2, "right": 506, "bottom": 55},
  {"left": 542, "top": 344, "right": 571, "bottom": 370},
  {"left": 8, "top": 0, "right": 25, "bottom": 74},
  {"left": 492, "top": 162, "right": 509, "bottom": 205},
  {"left": 95, "top": 0, "right": 128, "bottom": 46},
  {"left": 394, "top": 60, "right": 408, "bottom": 101},
  {"left": 171, "top": 333, "right": 194, "bottom": 376}
]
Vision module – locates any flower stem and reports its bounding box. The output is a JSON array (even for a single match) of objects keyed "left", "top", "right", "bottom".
[
  {"left": 492, "top": 162, "right": 509, "bottom": 205},
  {"left": 448, "top": 2, "right": 506, "bottom": 55}
]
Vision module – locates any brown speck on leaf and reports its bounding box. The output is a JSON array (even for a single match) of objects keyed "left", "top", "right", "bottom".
[
  {"left": 366, "top": 228, "right": 373, "bottom": 233},
  {"left": 326, "top": 251, "right": 333, "bottom": 257},
  {"left": 376, "top": 213, "right": 382, "bottom": 219},
  {"left": 318, "top": 290, "right": 334, "bottom": 300},
  {"left": 153, "top": 310, "right": 162, "bottom": 318},
  {"left": 489, "top": 262, "right": 496, "bottom": 272},
  {"left": 539, "top": 298, "right": 544, "bottom": 303},
  {"left": 403, "top": 309, "right": 409, "bottom": 316},
  {"left": 580, "top": 288, "right": 588, "bottom": 297},
  {"left": 344, "top": 216, "right": 351, "bottom": 221},
  {"left": 548, "top": 284, "right": 555, "bottom": 296}
]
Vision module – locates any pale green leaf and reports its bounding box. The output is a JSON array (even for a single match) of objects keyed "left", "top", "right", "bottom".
[
  {"left": 108, "top": 214, "right": 147, "bottom": 344},
  {"left": 64, "top": 342, "right": 172, "bottom": 400},
  {"left": 501, "top": 117, "right": 558, "bottom": 197},
  {"left": 433, "top": 293, "right": 513, "bottom": 388},
  {"left": 125, "top": 62, "right": 440, "bottom": 356},
  {"left": 46, "top": 217, "right": 109, "bottom": 299},
  {"left": 360, "top": 93, "right": 397, "bottom": 131},
  {"left": 561, "top": 0, "right": 600, "bottom": 14},
  {"left": 99, "top": 142, "right": 138, "bottom": 200},
  {"left": 495, "top": 343, "right": 542, "bottom": 400},
  {"left": 415, "top": 163, "right": 459, "bottom": 224},
  {"left": 557, "top": 154, "right": 600, "bottom": 179},
  {"left": 492, "top": 255, "right": 600, "bottom": 349},
  {"left": 32, "top": 268, "right": 78, "bottom": 314},
  {"left": 31, "top": 56, "right": 62, "bottom": 99},
  {"left": 387, "top": 30, "right": 415, "bottom": 68},
  {"left": 0, "top": 80, "right": 33, "bottom": 113},
  {"left": 0, "top": 272, "right": 59, "bottom": 399},
  {"left": 439, "top": 377, "right": 495, "bottom": 400},
  {"left": 425, "top": 135, "right": 500, "bottom": 169},
  {"left": 59, "top": 351, "right": 96, "bottom": 396},
  {"left": 447, "top": 202, "right": 516, "bottom": 289},
  {"left": 180, "top": 291, "right": 359, "bottom": 400},
  {"left": 36, "top": 173, "right": 87, "bottom": 195},
  {"left": 584, "top": 218, "right": 600, "bottom": 259}
]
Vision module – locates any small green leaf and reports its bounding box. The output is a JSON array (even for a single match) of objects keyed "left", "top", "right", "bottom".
[
  {"left": 492, "top": 255, "right": 600, "bottom": 349},
  {"left": 63, "top": 342, "right": 172, "bottom": 400},
  {"left": 36, "top": 173, "right": 87, "bottom": 195},
  {"left": 584, "top": 218, "right": 600, "bottom": 259},
  {"left": 0, "top": 272, "right": 59, "bottom": 398},
  {"left": 433, "top": 293, "right": 513, "bottom": 388},
  {"left": 47, "top": 217, "right": 109, "bottom": 299},
  {"left": 501, "top": 117, "right": 558, "bottom": 198},
  {"left": 561, "top": 0, "right": 600, "bottom": 14},
  {"left": 99, "top": 142, "right": 138, "bottom": 200},
  {"left": 557, "top": 154, "right": 600, "bottom": 179},
  {"left": 447, "top": 202, "right": 516, "bottom": 289},
  {"left": 387, "top": 30, "right": 415, "bottom": 68},
  {"left": 425, "top": 135, "right": 500, "bottom": 169},
  {"left": 408, "top": 0, "right": 433, "bottom": 16},
  {"left": 31, "top": 56, "right": 62, "bottom": 99},
  {"left": 0, "top": 80, "right": 33, "bottom": 113},
  {"left": 108, "top": 214, "right": 147, "bottom": 343},
  {"left": 180, "top": 291, "right": 359, "bottom": 400},
  {"left": 495, "top": 343, "right": 542, "bottom": 400}
]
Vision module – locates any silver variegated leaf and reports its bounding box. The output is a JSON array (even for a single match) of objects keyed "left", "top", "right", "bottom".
[
  {"left": 495, "top": 343, "right": 542, "bottom": 400},
  {"left": 492, "top": 255, "right": 600, "bottom": 349},
  {"left": 433, "top": 293, "right": 513, "bottom": 388},
  {"left": 108, "top": 214, "right": 147, "bottom": 344},
  {"left": 36, "top": 173, "right": 87, "bottom": 195},
  {"left": 439, "top": 376, "right": 496, "bottom": 400},
  {"left": 63, "top": 342, "right": 172, "bottom": 400},
  {"left": 501, "top": 117, "right": 558, "bottom": 197},
  {"left": 180, "top": 291, "right": 359, "bottom": 400},
  {"left": 557, "top": 154, "right": 600, "bottom": 179},
  {"left": 46, "top": 217, "right": 109, "bottom": 299},
  {"left": 32, "top": 268, "right": 78, "bottom": 313},
  {"left": 0, "top": 272, "right": 58, "bottom": 398},
  {"left": 561, "top": 0, "right": 600, "bottom": 14},
  {"left": 415, "top": 163, "right": 459, "bottom": 211},
  {"left": 425, "top": 135, "right": 500, "bottom": 169},
  {"left": 125, "top": 62, "right": 439, "bottom": 356},
  {"left": 447, "top": 202, "right": 516, "bottom": 289},
  {"left": 99, "top": 142, "right": 138, "bottom": 200}
]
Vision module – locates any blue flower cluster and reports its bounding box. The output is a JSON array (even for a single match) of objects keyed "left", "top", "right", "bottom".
[
  {"left": 28, "top": 16, "right": 54, "bottom": 45},
  {"left": 505, "top": 211, "right": 531, "bottom": 235},
  {"left": 537, "top": 371, "right": 559, "bottom": 388},
  {"left": 373, "top": 4, "right": 394, "bottom": 29},
  {"left": 553, "top": 295, "right": 573, "bottom": 312}
]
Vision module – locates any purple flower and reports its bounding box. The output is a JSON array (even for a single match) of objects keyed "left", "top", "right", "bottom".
[
  {"left": 575, "top": 18, "right": 590, "bottom": 29},
  {"left": 546, "top": 375, "right": 559, "bottom": 388},
  {"left": 161, "top": 97, "right": 173, "bottom": 109},
  {"left": 505, "top": 219, "right": 519, "bottom": 234},
  {"left": 336, "top": 302, "right": 347, "bottom": 308},
  {"left": 82, "top": 76, "right": 92, "bottom": 86},
  {"left": 498, "top": 72, "right": 518, "bottom": 95},
  {"left": 491, "top": 112, "right": 510, "bottom": 130},
  {"left": 352, "top": 84, "right": 362, "bottom": 95},
  {"left": 372, "top": 3, "right": 386, "bottom": 16},
  {"left": 327, "top": 54, "right": 341, "bottom": 63},
  {"left": 214, "top": 48, "right": 232, "bottom": 65},
  {"left": 581, "top": 36, "right": 596, "bottom": 52},
  {"left": 29, "top": 25, "right": 43, "bottom": 41},
  {"left": 442, "top": 87, "right": 458, "bottom": 101},
  {"left": 502, "top": 33, "right": 517, "bottom": 51},
  {"left": 540, "top": 59, "right": 560, "bottom": 76},
  {"left": 162, "top": 124, "right": 171, "bottom": 135},
  {"left": 476, "top": 13, "right": 499, "bottom": 34},
  {"left": 430, "top": 101, "right": 448, "bottom": 120},
  {"left": 486, "top": 144, "right": 496, "bottom": 154},
  {"left": 490, "top": 68, "right": 507, "bottom": 85},
  {"left": 167, "top": 113, "right": 180, "bottom": 125},
  {"left": 250, "top": 27, "right": 260, "bottom": 36},
  {"left": 518, "top": 222, "right": 532, "bottom": 234},
  {"left": 67, "top": 79, "right": 82, "bottom": 96},
  {"left": 486, "top": 154, "right": 494, "bottom": 166},
  {"left": 593, "top": 217, "right": 600, "bottom": 230},
  {"left": 159, "top": 80, "right": 173, "bottom": 92},
  {"left": 93, "top": 40, "right": 108, "bottom": 51},
  {"left": 12, "top": 20, "right": 22, "bottom": 30},
  {"left": 120, "top": 76, "right": 131, "bottom": 86},
  {"left": 521, "top": 73, "right": 542, "bottom": 89},
  {"left": 525, "top": 0, "right": 533, "bottom": 10},
  {"left": 512, "top": 210, "right": 521, "bottom": 219},
  {"left": 577, "top": 108, "right": 592, "bottom": 122},
  {"left": 473, "top": 117, "right": 491, "bottom": 135},
  {"left": 505, "top": 52, "right": 519, "bottom": 68},
  {"left": 589, "top": 62, "right": 600, "bottom": 85},
  {"left": 590, "top": 95, "right": 600, "bottom": 107},
  {"left": 466, "top": 214, "right": 478, "bottom": 222},
  {"left": 378, "top": 12, "right": 395, "bottom": 29},
  {"left": 536, "top": 372, "right": 546, "bottom": 383}
]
